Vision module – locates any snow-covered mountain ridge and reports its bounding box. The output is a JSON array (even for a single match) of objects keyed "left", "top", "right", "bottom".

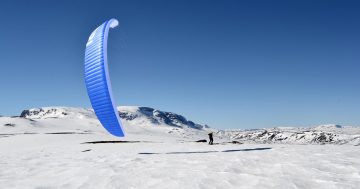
[
  {"left": 2, "top": 106, "right": 360, "bottom": 145},
  {"left": 1, "top": 106, "right": 211, "bottom": 141},
  {"left": 216, "top": 124, "right": 360, "bottom": 145},
  {"left": 19, "top": 106, "right": 209, "bottom": 130}
]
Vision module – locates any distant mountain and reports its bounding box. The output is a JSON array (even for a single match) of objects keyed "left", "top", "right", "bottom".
[
  {"left": 19, "top": 106, "right": 209, "bottom": 130},
  {"left": 1, "top": 106, "right": 359, "bottom": 145},
  {"left": 216, "top": 124, "right": 360, "bottom": 145},
  {"left": 0, "top": 106, "right": 211, "bottom": 141},
  {"left": 117, "top": 106, "right": 209, "bottom": 130}
]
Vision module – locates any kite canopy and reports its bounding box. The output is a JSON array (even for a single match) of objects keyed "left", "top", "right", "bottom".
[{"left": 84, "top": 19, "right": 125, "bottom": 137}]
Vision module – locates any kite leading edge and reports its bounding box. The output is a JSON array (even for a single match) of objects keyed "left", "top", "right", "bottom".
[{"left": 84, "top": 18, "right": 125, "bottom": 137}]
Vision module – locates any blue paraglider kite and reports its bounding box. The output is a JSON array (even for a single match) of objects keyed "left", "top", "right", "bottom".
[{"left": 84, "top": 18, "right": 125, "bottom": 137}]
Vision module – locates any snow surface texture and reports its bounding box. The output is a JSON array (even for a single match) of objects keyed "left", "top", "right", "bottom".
[{"left": 1, "top": 106, "right": 360, "bottom": 189}]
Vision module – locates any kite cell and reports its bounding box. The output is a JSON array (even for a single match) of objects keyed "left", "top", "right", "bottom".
[{"left": 84, "top": 18, "right": 125, "bottom": 137}]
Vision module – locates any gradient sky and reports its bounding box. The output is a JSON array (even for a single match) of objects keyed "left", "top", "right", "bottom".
[{"left": 0, "top": 0, "right": 359, "bottom": 129}]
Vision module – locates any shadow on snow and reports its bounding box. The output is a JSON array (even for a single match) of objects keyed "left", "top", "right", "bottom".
[
  {"left": 139, "top": 147, "right": 272, "bottom": 155},
  {"left": 82, "top": 140, "right": 156, "bottom": 144}
]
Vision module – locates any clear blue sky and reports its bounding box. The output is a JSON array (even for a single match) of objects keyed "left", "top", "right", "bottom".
[{"left": 0, "top": 0, "right": 359, "bottom": 129}]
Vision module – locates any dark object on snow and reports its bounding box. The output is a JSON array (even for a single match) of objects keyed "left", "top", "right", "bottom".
[
  {"left": 4, "top": 123, "right": 15, "bottom": 127},
  {"left": 208, "top": 132, "right": 214, "bottom": 145},
  {"left": 231, "top": 141, "right": 243, "bottom": 144},
  {"left": 82, "top": 149, "right": 91, "bottom": 152},
  {"left": 195, "top": 139, "right": 207, "bottom": 143}
]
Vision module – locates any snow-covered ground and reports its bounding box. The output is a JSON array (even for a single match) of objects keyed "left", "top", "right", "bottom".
[{"left": 1, "top": 106, "right": 359, "bottom": 189}]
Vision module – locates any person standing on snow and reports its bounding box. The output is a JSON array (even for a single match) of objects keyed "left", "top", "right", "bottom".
[{"left": 208, "top": 132, "right": 214, "bottom": 145}]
